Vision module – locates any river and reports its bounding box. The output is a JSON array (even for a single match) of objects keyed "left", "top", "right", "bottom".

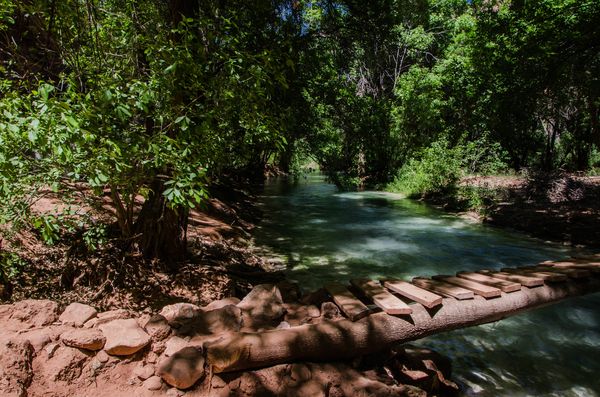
[{"left": 253, "top": 174, "right": 600, "bottom": 397}]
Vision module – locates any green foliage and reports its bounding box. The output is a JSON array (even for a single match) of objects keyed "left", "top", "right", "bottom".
[
  {"left": 0, "top": 251, "right": 25, "bottom": 281},
  {"left": 387, "top": 140, "right": 462, "bottom": 197}
]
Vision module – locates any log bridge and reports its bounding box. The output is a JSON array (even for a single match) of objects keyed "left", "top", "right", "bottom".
[{"left": 204, "top": 255, "right": 600, "bottom": 373}]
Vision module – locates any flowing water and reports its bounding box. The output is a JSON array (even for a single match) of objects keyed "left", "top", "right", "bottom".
[{"left": 254, "top": 174, "right": 600, "bottom": 397}]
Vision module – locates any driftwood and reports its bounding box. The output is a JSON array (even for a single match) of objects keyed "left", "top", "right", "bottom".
[{"left": 204, "top": 278, "right": 600, "bottom": 373}]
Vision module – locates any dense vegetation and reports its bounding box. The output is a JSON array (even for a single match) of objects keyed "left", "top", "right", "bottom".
[{"left": 1, "top": 0, "right": 599, "bottom": 274}]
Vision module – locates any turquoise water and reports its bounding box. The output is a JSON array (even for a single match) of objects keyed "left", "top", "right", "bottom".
[{"left": 254, "top": 175, "right": 600, "bottom": 396}]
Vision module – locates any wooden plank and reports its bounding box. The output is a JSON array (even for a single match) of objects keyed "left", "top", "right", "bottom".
[
  {"left": 533, "top": 266, "right": 591, "bottom": 279},
  {"left": 325, "top": 283, "right": 371, "bottom": 321},
  {"left": 501, "top": 267, "right": 568, "bottom": 282},
  {"left": 411, "top": 277, "right": 474, "bottom": 300},
  {"left": 382, "top": 279, "right": 443, "bottom": 309},
  {"left": 431, "top": 275, "right": 501, "bottom": 298},
  {"left": 350, "top": 279, "right": 412, "bottom": 315},
  {"left": 477, "top": 270, "right": 544, "bottom": 287},
  {"left": 456, "top": 272, "right": 521, "bottom": 293},
  {"left": 542, "top": 261, "right": 600, "bottom": 273}
]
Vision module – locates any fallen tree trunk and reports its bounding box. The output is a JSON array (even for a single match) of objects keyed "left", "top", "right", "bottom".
[{"left": 204, "top": 278, "right": 600, "bottom": 373}]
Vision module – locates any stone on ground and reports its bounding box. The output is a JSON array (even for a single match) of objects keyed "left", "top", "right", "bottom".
[
  {"left": 203, "top": 297, "right": 240, "bottom": 311},
  {"left": 59, "top": 302, "right": 98, "bottom": 327},
  {"left": 176, "top": 304, "right": 242, "bottom": 336},
  {"left": 157, "top": 346, "right": 205, "bottom": 389},
  {"left": 60, "top": 328, "right": 106, "bottom": 351},
  {"left": 160, "top": 303, "right": 202, "bottom": 327},
  {"left": 4, "top": 300, "right": 59, "bottom": 331},
  {"left": 0, "top": 336, "right": 34, "bottom": 397},
  {"left": 99, "top": 318, "right": 151, "bottom": 356},
  {"left": 143, "top": 375, "right": 163, "bottom": 390},
  {"left": 141, "top": 314, "right": 171, "bottom": 341},
  {"left": 84, "top": 308, "right": 131, "bottom": 328},
  {"left": 134, "top": 364, "right": 155, "bottom": 380},
  {"left": 162, "top": 335, "right": 189, "bottom": 357},
  {"left": 237, "top": 284, "right": 285, "bottom": 328}
]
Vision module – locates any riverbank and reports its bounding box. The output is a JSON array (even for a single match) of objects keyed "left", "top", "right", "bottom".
[{"left": 425, "top": 173, "right": 600, "bottom": 249}]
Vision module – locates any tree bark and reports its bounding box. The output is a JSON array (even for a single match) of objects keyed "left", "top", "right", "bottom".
[
  {"left": 204, "top": 278, "right": 600, "bottom": 373},
  {"left": 135, "top": 177, "right": 188, "bottom": 265}
]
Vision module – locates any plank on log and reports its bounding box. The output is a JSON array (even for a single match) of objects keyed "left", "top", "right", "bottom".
[
  {"left": 431, "top": 275, "right": 501, "bottom": 298},
  {"left": 350, "top": 279, "right": 412, "bottom": 315},
  {"left": 477, "top": 270, "right": 544, "bottom": 287},
  {"left": 204, "top": 278, "right": 600, "bottom": 373},
  {"left": 325, "top": 283, "right": 371, "bottom": 321},
  {"left": 501, "top": 267, "right": 568, "bottom": 282},
  {"left": 533, "top": 266, "right": 591, "bottom": 279},
  {"left": 383, "top": 279, "right": 443, "bottom": 309},
  {"left": 542, "top": 261, "right": 600, "bottom": 274},
  {"left": 456, "top": 272, "right": 521, "bottom": 293},
  {"left": 412, "top": 277, "right": 473, "bottom": 300}
]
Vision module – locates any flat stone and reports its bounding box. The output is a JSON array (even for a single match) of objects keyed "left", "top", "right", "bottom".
[
  {"left": 99, "top": 318, "right": 151, "bottom": 356},
  {"left": 20, "top": 328, "right": 52, "bottom": 352},
  {"left": 160, "top": 303, "right": 202, "bottom": 326},
  {"left": 237, "top": 284, "right": 284, "bottom": 320},
  {"left": 157, "top": 346, "right": 205, "bottom": 389},
  {"left": 142, "top": 314, "right": 171, "bottom": 341},
  {"left": 134, "top": 364, "right": 155, "bottom": 380},
  {"left": 59, "top": 303, "right": 97, "bottom": 327},
  {"left": 143, "top": 375, "right": 163, "bottom": 390},
  {"left": 163, "top": 336, "right": 189, "bottom": 357},
  {"left": 84, "top": 309, "right": 131, "bottom": 328},
  {"left": 61, "top": 328, "right": 106, "bottom": 351}
]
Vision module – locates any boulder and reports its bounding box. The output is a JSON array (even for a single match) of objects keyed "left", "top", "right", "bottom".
[
  {"left": 177, "top": 304, "right": 242, "bottom": 336},
  {"left": 59, "top": 302, "right": 98, "bottom": 327},
  {"left": 99, "top": 318, "right": 151, "bottom": 356},
  {"left": 320, "top": 302, "right": 341, "bottom": 320},
  {"left": 204, "top": 297, "right": 240, "bottom": 311},
  {"left": 142, "top": 314, "right": 171, "bottom": 341},
  {"left": 61, "top": 328, "right": 106, "bottom": 351},
  {"left": 162, "top": 336, "right": 189, "bottom": 357},
  {"left": 160, "top": 303, "right": 202, "bottom": 326},
  {"left": 0, "top": 337, "right": 34, "bottom": 397},
  {"left": 6, "top": 299, "right": 59, "bottom": 330},
  {"left": 237, "top": 284, "right": 285, "bottom": 328},
  {"left": 157, "top": 346, "right": 205, "bottom": 389}
]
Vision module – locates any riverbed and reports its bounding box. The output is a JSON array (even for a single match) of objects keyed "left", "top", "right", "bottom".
[{"left": 254, "top": 174, "right": 600, "bottom": 397}]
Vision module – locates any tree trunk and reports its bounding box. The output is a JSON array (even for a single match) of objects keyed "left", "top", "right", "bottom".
[
  {"left": 204, "top": 278, "right": 600, "bottom": 373},
  {"left": 135, "top": 177, "right": 188, "bottom": 266}
]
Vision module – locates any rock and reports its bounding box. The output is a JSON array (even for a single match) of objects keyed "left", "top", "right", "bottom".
[
  {"left": 7, "top": 299, "right": 59, "bottom": 330},
  {"left": 276, "top": 280, "right": 302, "bottom": 302},
  {"left": 47, "top": 345, "right": 89, "bottom": 382},
  {"left": 20, "top": 328, "right": 52, "bottom": 352},
  {"left": 143, "top": 375, "right": 163, "bottom": 390},
  {"left": 163, "top": 336, "right": 189, "bottom": 357},
  {"left": 0, "top": 337, "right": 34, "bottom": 397},
  {"left": 84, "top": 308, "right": 131, "bottom": 328},
  {"left": 276, "top": 321, "right": 291, "bottom": 329},
  {"left": 134, "top": 364, "right": 155, "bottom": 380},
  {"left": 99, "top": 318, "right": 151, "bottom": 356},
  {"left": 147, "top": 351, "right": 159, "bottom": 363},
  {"left": 177, "top": 305, "right": 242, "bottom": 336},
  {"left": 204, "top": 297, "right": 240, "bottom": 311},
  {"left": 59, "top": 302, "right": 98, "bottom": 327},
  {"left": 61, "top": 328, "right": 106, "bottom": 351},
  {"left": 142, "top": 314, "right": 171, "bottom": 341},
  {"left": 96, "top": 350, "right": 109, "bottom": 363},
  {"left": 45, "top": 342, "right": 60, "bottom": 358},
  {"left": 320, "top": 302, "right": 341, "bottom": 320},
  {"left": 160, "top": 303, "right": 202, "bottom": 326},
  {"left": 300, "top": 288, "right": 329, "bottom": 306},
  {"left": 166, "top": 387, "right": 185, "bottom": 397},
  {"left": 157, "top": 346, "right": 205, "bottom": 389},
  {"left": 307, "top": 305, "right": 320, "bottom": 318},
  {"left": 290, "top": 363, "right": 312, "bottom": 383},
  {"left": 237, "top": 284, "right": 285, "bottom": 328}
]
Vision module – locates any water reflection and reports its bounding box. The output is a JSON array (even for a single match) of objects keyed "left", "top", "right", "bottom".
[{"left": 254, "top": 175, "right": 600, "bottom": 396}]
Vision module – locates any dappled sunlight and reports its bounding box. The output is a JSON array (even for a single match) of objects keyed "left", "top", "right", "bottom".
[{"left": 252, "top": 175, "right": 600, "bottom": 395}]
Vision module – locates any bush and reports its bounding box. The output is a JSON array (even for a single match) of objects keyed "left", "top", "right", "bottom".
[{"left": 387, "top": 140, "right": 462, "bottom": 198}]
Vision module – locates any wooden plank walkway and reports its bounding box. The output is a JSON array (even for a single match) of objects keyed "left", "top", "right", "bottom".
[
  {"left": 350, "top": 279, "right": 412, "bottom": 315},
  {"left": 412, "top": 277, "right": 474, "bottom": 300},
  {"left": 325, "top": 283, "right": 371, "bottom": 321},
  {"left": 383, "top": 279, "right": 443, "bottom": 308},
  {"left": 319, "top": 255, "right": 600, "bottom": 322},
  {"left": 432, "top": 275, "right": 502, "bottom": 298},
  {"left": 456, "top": 272, "right": 521, "bottom": 293}
]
